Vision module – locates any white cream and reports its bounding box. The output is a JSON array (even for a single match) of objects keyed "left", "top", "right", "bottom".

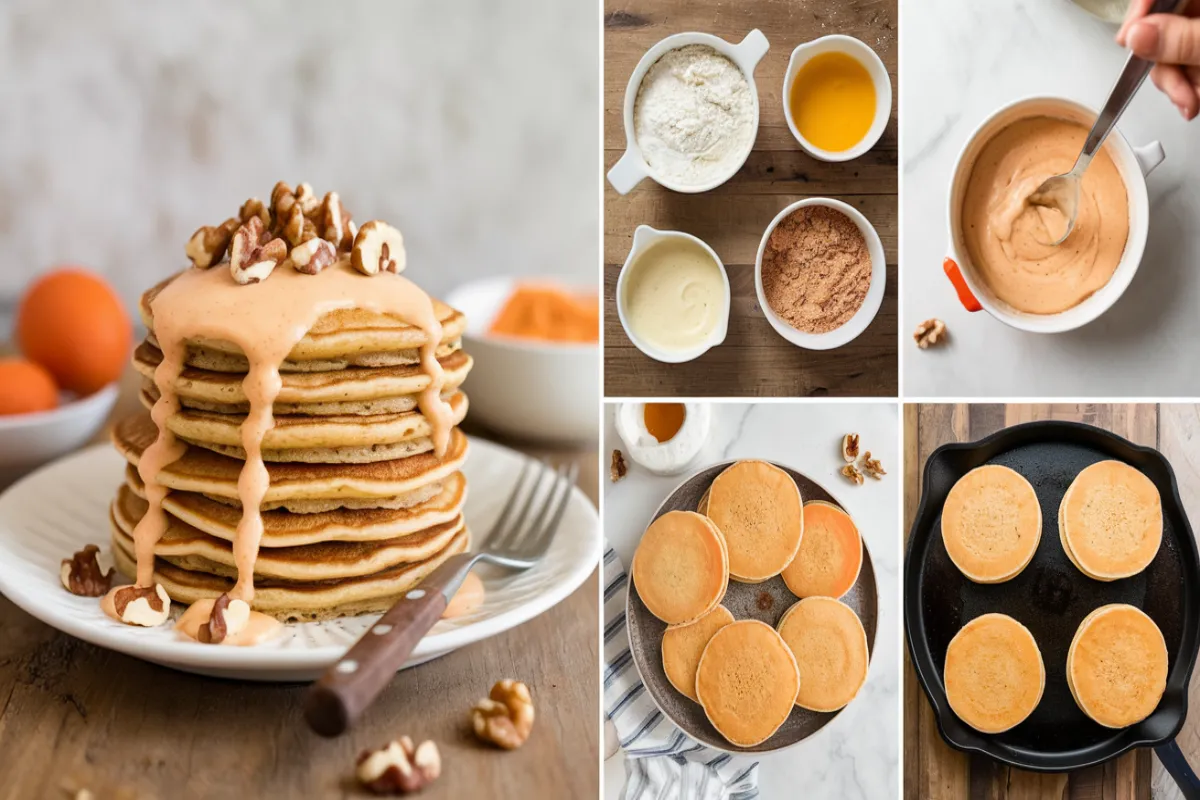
[
  {"left": 616, "top": 403, "right": 711, "bottom": 476},
  {"left": 622, "top": 240, "right": 724, "bottom": 354}
]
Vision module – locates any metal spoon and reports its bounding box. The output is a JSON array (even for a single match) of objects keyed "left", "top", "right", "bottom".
[{"left": 1029, "top": 0, "right": 1188, "bottom": 245}]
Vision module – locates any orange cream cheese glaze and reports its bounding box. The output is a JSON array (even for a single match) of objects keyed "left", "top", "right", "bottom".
[
  {"left": 962, "top": 116, "right": 1129, "bottom": 315},
  {"left": 103, "top": 190, "right": 455, "bottom": 646},
  {"left": 442, "top": 571, "right": 485, "bottom": 619}
]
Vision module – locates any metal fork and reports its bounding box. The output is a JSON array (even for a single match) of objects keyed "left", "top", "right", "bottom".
[{"left": 304, "top": 459, "right": 579, "bottom": 736}]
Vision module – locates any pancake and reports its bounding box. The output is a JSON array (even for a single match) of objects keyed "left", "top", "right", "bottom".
[
  {"left": 776, "top": 597, "right": 869, "bottom": 712},
  {"left": 695, "top": 619, "right": 800, "bottom": 747},
  {"left": 1067, "top": 604, "right": 1167, "bottom": 728},
  {"left": 632, "top": 510, "right": 728, "bottom": 626},
  {"left": 110, "top": 525, "right": 470, "bottom": 622},
  {"left": 111, "top": 492, "right": 464, "bottom": 581},
  {"left": 944, "top": 613, "right": 1045, "bottom": 734},
  {"left": 140, "top": 273, "right": 468, "bottom": 372},
  {"left": 113, "top": 413, "right": 468, "bottom": 503},
  {"left": 703, "top": 460, "right": 804, "bottom": 583},
  {"left": 781, "top": 501, "right": 862, "bottom": 599},
  {"left": 140, "top": 389, "right": 469, "bottom": 462},
  {"left": 661, "top": 605, "right": 735, "bottom": 702},
  {"left": 1060, "top": 461, "right": 1162, "bottom": 581},
  {"left": 941, "top": 465, "right": 1041, "bottom": 583},
  {"left": 123, "top": 470, "right": 466, "bottom": 547}
]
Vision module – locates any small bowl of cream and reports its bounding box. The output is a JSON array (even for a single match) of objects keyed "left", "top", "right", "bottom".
[
  {"left": 607, "top": 30, "right": 770, "bottom": 195},
  {"left": 616, "top": 226, "right": 730, "bottom": 364},
  {"left": 783, "top": 35, "right": 891, "bottom": 162}
]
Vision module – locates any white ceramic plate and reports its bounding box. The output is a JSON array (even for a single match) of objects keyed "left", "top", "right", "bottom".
[{"left": 0, "top": 439, "right": 600, "bottom": 681}]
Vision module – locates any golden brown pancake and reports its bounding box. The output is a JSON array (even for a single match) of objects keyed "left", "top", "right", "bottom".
[
  {"left": 140, "top": 273, "right": 467, "bottom": 371},
  {"left": 110, "top": 492, "right": 464, "bottom": 581},
  {"left": 941, "top": 465, "right": 1041, "bottom": 583},
  {"left": 135, "top": 340, "right": 472, "bottom": 415},
  {"left": 776, "top": 597, "right": 869, "bottom": 712},
  {"left": 112, "top": 412, "right": 468, "bottom": 504},
  {"left": 1067, "top": 604, "right": 1167, "bottom": 728},
  {"left": 632, "top": 510, "right": 728, "bottom": 625},
  {"left": 695, "top": 620, "right": 800, "bottom": 747},
  {"left": 661, "top": 605, "right": 735, "bottom": 702},
  {"left": 139, "top": 388, "right": 469, "bottom": 463},
  {"left": 122, "top": 471, "right": 466, "bottom": 547},
  {"left": 944, "top": 613, "right": 1045, "bottom": 733},
  {"left": 703, "top": 460, "right": 804, "bottom": 583},
  {"left": 781, "top": 501, "right": 862, "bottom": 599},
  {"left": 1060, "top": 461, "right": 1162, "bottom": 581},
  {"left": 110, "top": 524, "right": 470, "bottom": 622}
]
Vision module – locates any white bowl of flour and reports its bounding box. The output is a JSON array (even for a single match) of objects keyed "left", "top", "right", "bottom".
[{"left": 607, "top": 29, "right": 769, "bottom": 195}]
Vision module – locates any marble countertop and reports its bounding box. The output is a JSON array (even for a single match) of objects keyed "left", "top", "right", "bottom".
[
  {"left": 903, "top": 0, "right": 1200, "bottom": 397},
  {"left": 602, "top": 402, "right": 899, "bottom": 800}
]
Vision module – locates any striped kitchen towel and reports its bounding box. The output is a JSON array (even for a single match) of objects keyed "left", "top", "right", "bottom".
[{"left": 603, "top": 544, "right": 760, "bottom": 800}]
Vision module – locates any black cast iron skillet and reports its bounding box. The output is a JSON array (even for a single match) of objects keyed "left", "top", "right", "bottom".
[{"left": 905, "top": 421, "right": 1200, "bottom": 796}]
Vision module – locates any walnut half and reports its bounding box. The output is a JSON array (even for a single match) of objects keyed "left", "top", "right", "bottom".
[
  {"left": 611, "top": 449, "right": 627, "bottom": 483},
  {"left": 862, "top": 452, "right": 887, "bottom": 480},
  {"left": 229, "top": 217, "right": 287, "bottom": 285},
  {"left": 352, "top": 221, "right": 406, "bottom": 276},
  {"left": 185, "top": 217, "right": 240, "bottom": 269},
  {"left": 914, "top": 318, "right": 947, "bottom": 349},
  {"left": 841, "top": 464, "right": 865, "bottom": 486},
  {"left": 841, "top": 433, "right": 860, "bottom": 463},
  {"left": 60, "top": 544, "right": 113, "bottom": 597},
  {"left": 356, "top": 737, "right": 441, "bottom": 795},
  {"left": 471, "top": 679, "right": 534, "bottom": 750}
]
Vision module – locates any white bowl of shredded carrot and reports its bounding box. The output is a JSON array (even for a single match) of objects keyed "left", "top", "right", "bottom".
[{"left": 444, "top": 277, "right": 599, "bottom": 444}]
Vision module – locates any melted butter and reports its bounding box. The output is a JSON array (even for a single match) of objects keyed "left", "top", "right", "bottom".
[
  {"left": 789, "top": 52, "right": 876, "bottom": 153},
  {"left": 643, "top": 403, "right": 685, "bottom": 443},
  {"left": 442, "top": 572, "right": 484, "bottom": 619},
  {"left": 623, "top": 239, "right": 723, "bottom": 353},
  {"left": 105, "top": 258, "right": 454, "bottom": 638}
]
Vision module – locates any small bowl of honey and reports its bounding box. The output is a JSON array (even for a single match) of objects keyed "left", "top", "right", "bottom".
[{"left": 783, "top": 35, "right": 892, "bottom": 163}]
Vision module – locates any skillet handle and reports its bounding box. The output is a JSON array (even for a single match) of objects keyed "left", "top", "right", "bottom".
[{"left": 1155, "top": 739, "right": 1200, "bottom": 799}]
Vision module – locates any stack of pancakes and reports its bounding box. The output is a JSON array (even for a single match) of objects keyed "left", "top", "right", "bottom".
[{"left": 108, "top": 276, "right": 474, "bottom": 622}]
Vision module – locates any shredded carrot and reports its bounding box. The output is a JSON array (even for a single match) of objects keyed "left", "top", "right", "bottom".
[{"left": 488, "top": 285, "right": 599, "bottom": 343}]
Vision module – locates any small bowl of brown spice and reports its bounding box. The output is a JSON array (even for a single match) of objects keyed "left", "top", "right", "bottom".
[{"left": 754, "top": 198, "right": 885, "bottom": 350}]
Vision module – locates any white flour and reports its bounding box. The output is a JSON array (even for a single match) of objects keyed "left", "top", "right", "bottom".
[{"left": 633, "top": 45, "right": 754, "bottom": 187}]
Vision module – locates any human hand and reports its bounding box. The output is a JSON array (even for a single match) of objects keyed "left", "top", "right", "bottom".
[{"left": 1117, "top": 0, "right": 1200, "bottom": 119}]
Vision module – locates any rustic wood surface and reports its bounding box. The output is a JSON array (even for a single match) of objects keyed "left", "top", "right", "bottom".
[
  {"left": 0, "top": 371, "right": 600, "bottom": 799},
  {"left": 904, "top": 403, "right": 1200, "bottom": 800},
  {"left": 603, "top": 0, "right": 898, "bottom": 398}
]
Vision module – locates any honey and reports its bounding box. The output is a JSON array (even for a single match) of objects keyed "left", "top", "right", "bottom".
[
  {"left": 789, "top": 52, "right": 876, "bottom": 153},
  {"left": 644, "top": 403, "right": 686, "bottom": 443}
]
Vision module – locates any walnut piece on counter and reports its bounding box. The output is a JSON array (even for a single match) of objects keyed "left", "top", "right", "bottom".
[
  {"left": 60, "top": 544, "right": 113, "bottom": 597},
  {"left": 356, "top": 737, "right": 441, "bottom": 795},
  {"left": 861, "top": 451, "right": 886, "bottom": 480},
  {"left": 611, "top": 449, "right": 628, "bottom": 482},
  {"left": 914, "top": 318, "right": 947, "bottom": 349},
  {"left": 471, "top": 679, "right": 534, "bottom": 750},
  {"left": 841, "top": 464, "right": 865, "bottom": 486},
  {"left": 841, "top": 433, "right": 860, "bottom": 463}
]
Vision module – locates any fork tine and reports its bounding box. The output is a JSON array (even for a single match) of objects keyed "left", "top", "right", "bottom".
[
  {"left": 512, "top": 463, "right": 570, "bottom": 550},
  {"left": 492, "top": 461, "right": 549, "bottom": 552},
  {"left": 486, "top": 462, "right": 531, "bottom": 545},
  {"left": 522, "top": 462, "right": 578, "bottom": 557}
]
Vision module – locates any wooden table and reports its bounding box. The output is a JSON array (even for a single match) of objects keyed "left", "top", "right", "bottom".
[
  {"left": 0, "top": 372, "right": 600, "bottom": 799},
  {"left": 904, "top": 404, "right": 1200, "bottom": 800},
  {"left": 603, "top": 0, "right": 898, "bottom": 398}
]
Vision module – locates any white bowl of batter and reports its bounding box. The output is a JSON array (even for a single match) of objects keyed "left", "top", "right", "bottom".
[
  {"left": 615, "top": 226, "right": 730, "bottom": 363},
  {"left": 944, "top": 96, "right": 1164, "bottom": 334},
  {"left": 606, "top": 29, "right": 769, "bottom": 195}
]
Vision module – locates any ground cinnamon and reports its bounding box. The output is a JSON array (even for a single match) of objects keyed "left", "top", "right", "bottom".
[{"left": 760, "top": 206, "right": 871, "bottom": 334}]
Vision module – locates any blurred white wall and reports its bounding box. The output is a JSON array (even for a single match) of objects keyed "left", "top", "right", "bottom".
[{"left": 0, "top": 0, "right": 599, "bottom": 318}]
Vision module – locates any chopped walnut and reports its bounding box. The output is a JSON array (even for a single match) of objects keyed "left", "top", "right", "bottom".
[
  {"left": 111, "top": 583, "right": 171, "bottom": 626},
  {"left": 841, "top": 464, "right": 865, "bottom": 486},
  {"left": 611, "top": 449, "right": 627, "bottom": 482},
  {"left": 356, "top": 737, "right": 441, "bottom": 795},
  {"left": 198, "top": 593, "right": 231, "bottom": 644},
  {"left": 320, "top": 191, "right": 354, "bottom": 251},
  {"left": 471, "top": 679, "right": 534, "bottom": 750},
  {"left": 291, "top": 237, "right": 337, "bottom": 275},
  {"left": 841, "top": 433, "right": 860, "bottom": 463},
  {"left": 861, "top": 451, "right": 886, "bottom": 480},
  {"left": 185, "top": 217, "right": 240, "bottom": 268},
  {"left": 60, "top": 544, "right": 113, "bottom": 597},
  {"left": 229, "top": 217, "right": 287, "bottom": 285},
  {"left": 352, "top": 220, "right": 406, "bottom": 275},
  {"left": 270, "top": 180, "right": 297, "bottom": 221},
  {"left": 914, "top": 318, "right": 947, "bottom": 349},
  {"left": 282, "top": 203, "right": 310, "bottom": 246},
  {"left": 239, "top": 197, "right": 270, "bottom": 228},
  {"left": 294, "top": 181, "right": 319, "bottom": 215}
]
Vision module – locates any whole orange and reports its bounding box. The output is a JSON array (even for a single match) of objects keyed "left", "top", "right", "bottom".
[
  {"left": 16, "top": 267, "right": 132, "bottom": 396},
  {"left": 0, "top": 358, "right": 59, "bottom": 415}
]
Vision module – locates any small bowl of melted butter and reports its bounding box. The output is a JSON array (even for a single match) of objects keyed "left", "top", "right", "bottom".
[{"left": 616, "top": 226, "right": 731, "bottom": 364}]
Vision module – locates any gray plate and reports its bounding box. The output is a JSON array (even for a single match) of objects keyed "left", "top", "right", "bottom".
[{"left": 626, "top": 460, "right": 879, "bottom": 754}]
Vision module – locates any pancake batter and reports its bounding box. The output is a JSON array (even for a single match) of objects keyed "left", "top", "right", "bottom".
[{"left": 962, "top": 116, "right": 1129, "bottom": 314}]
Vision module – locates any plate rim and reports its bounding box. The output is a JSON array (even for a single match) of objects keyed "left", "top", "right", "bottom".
[{"left": 0, "top": 438, "right": 600, "bottom": 673}]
